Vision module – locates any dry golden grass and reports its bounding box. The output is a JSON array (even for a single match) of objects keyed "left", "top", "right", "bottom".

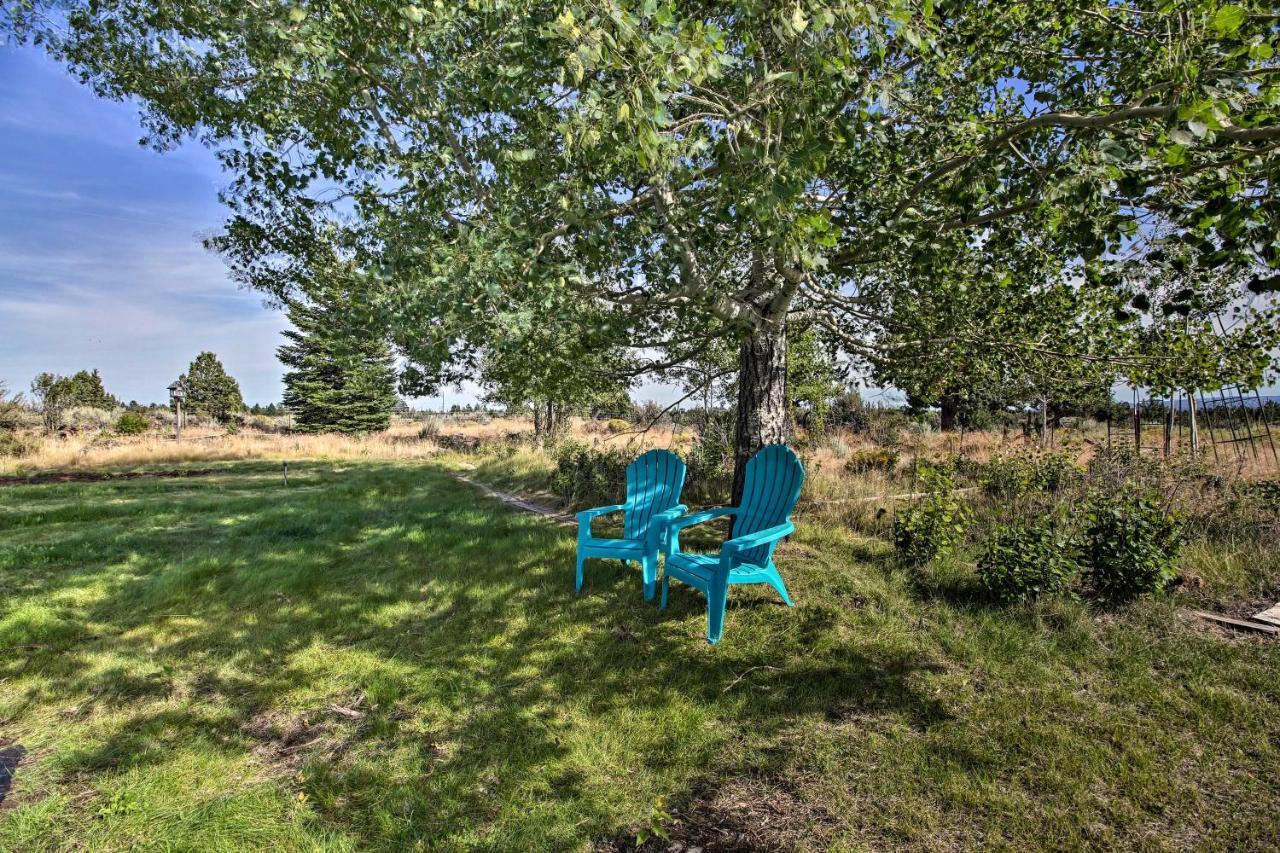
[
  {"left": 0, "top": 420, "right": 438, "bottom": 476},
  {"left": 5, "top": 413, "right": 1275, "bottom": 486},
  {"left": 441, "top": 413, "right": 695, "bottom": 450}
]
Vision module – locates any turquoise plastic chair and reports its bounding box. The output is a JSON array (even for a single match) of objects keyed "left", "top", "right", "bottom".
[
  {"left": 575, "top": 449, "right": 687, "bottom": 601},
  {"left": 660, "top": 444, "right": 804, "bottom": 643}
]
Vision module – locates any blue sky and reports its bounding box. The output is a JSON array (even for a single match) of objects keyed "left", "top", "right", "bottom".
[
  {"left": 0, "top": 44, "right": 682, "bottom": 409},
  {"left": 0, "top": 45, "right": 295, "bottom": 405}
]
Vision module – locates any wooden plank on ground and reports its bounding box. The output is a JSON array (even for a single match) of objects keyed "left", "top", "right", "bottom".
[
  {"left": 1192, "top": 610, "right": 1280, "bottom": 635},
  {"left": 1249, "top": 603, "right": 1280, "bottom": 628}
]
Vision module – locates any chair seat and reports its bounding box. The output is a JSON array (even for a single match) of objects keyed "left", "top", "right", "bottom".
[
  {"left": 579, "top": 535, "right": 646, "bottom": 555},
  {"left": 664, "top": 552, "right": 767, "bottom": 587}
]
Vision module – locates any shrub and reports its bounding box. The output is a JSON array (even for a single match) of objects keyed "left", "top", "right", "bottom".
[
  {"left": 64, "top": 406, "right": 117, "bottom": 433},
  {"left": 549, "top": 439, "right": 632, "bottom": 509},
  {"left": 0, "top": 430, "right": 40, "bottom": 458},
  {"left": 979, "top": 452, "right": 1082, "bottom": 498},
  {"left": 683, "top": 411, "right": 735, "bottom": 504},
  {"left": 844, "top": 447, "right": 899, "bottom": 475},
  {"left": 823, "top": 435, "right": 851, "bottom": 459},
  {"left": 866, "top": 409, "right": 910, "bottom": 446},
  {"left": 418, "top": 413, "right": 443, "bottom": 440},
  {"left": 1081, "top": 492, "right": 1184, "bottom": 601},
  {"left": 605, "top": 418, "right": 631, "bottom": 433},
  {"left": 978, "top": 521, "right": 1079, "bottom": 603},
  {"left": 893, "top": 466, "right": 968, "bottom": 565},
  {"left": 114, "top": 411, "right": 150, "bottom": 435}
]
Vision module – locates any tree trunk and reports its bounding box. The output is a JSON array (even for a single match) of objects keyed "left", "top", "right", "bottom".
[
  {"left": 1187, "top": 391, "right": 1199, "bottom": 454},
  {"left": 732, "top": 317, "right": 791, "bottom": 506},
  {"left": 1039, "top": 397, "right": 1048, "bottom": 450},
  {"left": 939, "top": 392, "right": 959, "bottom": 432},
  {"left": 533, "top": 402, "right": 543, "bottom": 437}
]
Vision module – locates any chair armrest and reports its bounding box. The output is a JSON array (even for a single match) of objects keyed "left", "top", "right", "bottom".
[
  {"left": 667, "top": 506, "right": 737, "bottom": 533},
  {"left": 666, "top": 507, "right": 737, "bottom": 554},
  {"left": 576, "top": 504, "right": 626, "bottom": 522},
  {"left": 645, "top": 505, "right": 689, "bottom": 550},
  {"left": 576, "top": 504, "right": 626, "bottom": 538},
  {"left": 722, "top": 521, "right": 795, "bottom": 556}
]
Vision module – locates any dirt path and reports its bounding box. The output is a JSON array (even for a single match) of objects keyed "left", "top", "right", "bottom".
[{"left": 452, "top": 473, "right": 576, "bottom": 527}]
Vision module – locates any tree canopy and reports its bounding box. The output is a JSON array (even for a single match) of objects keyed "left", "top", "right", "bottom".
[
  {"left": 7, "top": 1, "right": 1278, "bottom": 478},
  {"left": 28, "top": 369, "right": 118, "bottom": 432}
]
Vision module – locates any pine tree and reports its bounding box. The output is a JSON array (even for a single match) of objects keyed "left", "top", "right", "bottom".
[
  {"left": 183, "top": 352, "right": 245, "bottom": 423},
  {"left": 278, "top": 289, "right": 396, "bottom": 434}
]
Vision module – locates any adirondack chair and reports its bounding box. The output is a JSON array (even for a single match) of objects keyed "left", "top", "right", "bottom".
[
  {"left": 575, "top": 448, "right": 687, "bottom": 601},
  {"left": 660, "top": 444, "right": 804, "bottom": 644}
]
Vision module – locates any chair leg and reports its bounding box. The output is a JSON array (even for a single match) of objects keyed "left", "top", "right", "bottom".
[
  {"left": 660, "top": 575, "right": 669, "bottom": 609},
  {"left": 767, "top": 566, "right": 794, "bottom": 607},
  {"left": 642, "top": 555, "right": 657, "bottom": 601},
  {"left": 575, "top": 554, "right": 586, "bottom": 593},
  {"left": 707, "top": 574, "right": 729, "bottom": 644}
]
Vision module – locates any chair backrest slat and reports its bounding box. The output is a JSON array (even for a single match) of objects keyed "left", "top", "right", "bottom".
[
  {"left": 731, "top": 444, "right": 804, "bottom": 567},
  {"left": 623, "top": 449, "right": 687, "bottom": 540}
]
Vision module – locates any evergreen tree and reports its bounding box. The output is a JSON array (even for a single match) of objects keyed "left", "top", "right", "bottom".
[
  {"left": 278, "top": 289, "right": 397, "bottom": 434},
  {"left": 183, "top": 352, "right": 245, "bottom": 423},
  {"left": 63, "top": 369, "right": 117, "bottom": 409}
]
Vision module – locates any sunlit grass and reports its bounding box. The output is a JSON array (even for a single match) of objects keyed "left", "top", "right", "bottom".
[{"left": 1, "top": 459, "right": 1278, "bottom": 850}]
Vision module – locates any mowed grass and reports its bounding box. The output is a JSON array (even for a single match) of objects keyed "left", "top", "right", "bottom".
[{"left": 1, "top": 461, "right": 1279, "bottom": 851}]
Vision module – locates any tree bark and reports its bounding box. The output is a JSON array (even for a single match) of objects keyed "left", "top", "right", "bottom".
[
  {"left": 732, "top": 316, "right": 791, "bottom": 506},
  {"left": 939, "top": 392, "right": 959, "bottom": 432}
]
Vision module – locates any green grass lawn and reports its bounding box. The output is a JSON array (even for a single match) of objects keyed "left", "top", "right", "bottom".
[{"left": 2, "top": 460, "right": 1279, "bottom": 851}]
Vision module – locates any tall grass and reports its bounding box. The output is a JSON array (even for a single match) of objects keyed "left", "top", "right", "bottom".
[{"left": 0, "top": 424, "right": 438, "bottom": 476}]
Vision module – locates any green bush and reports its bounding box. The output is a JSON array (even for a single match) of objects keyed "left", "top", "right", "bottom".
[
  {"left": 866, "top": 409, "right": 910, "bottom": 446},
  {"left": 605, "top": 418, "right": 631, "bottom": 433},
  {"left": 114, "top": 411, "right": 151, "bottom": 435},
  {"left": 683, "top": 412, "right": 735, "bottom": 504},
  {"left": 844, "top": 447, "right": 899, "bottom": 475},
  {"left": 893, "top": 466, "right": 968, "bottom": 565},
  {"left": 549, "top": 439, "right": 632, "bottom": 509},
  {"left": 979, "top": 452, "right": 1082, "bottom": 498},
  {"left": 978, "top": 521, "right": 1079, "bottom": 603},
  {"left": 1081, "top": 492, "right": 1184, "bottom": 601},
  {"left": 0, "top": 430, "right": 40, "bottom": 458}
]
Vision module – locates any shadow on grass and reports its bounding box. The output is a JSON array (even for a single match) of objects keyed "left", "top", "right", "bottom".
[{"left": 1, "top": 462, "right": 947, "bottom": 848}]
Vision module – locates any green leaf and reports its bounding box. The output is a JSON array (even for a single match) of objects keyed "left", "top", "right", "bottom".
[
  {"left": 790, "top": 4, "right": 809, "bottom": 33},
  {"left": 1211, "top": 5, "right": 1247, "bottom": 35}
]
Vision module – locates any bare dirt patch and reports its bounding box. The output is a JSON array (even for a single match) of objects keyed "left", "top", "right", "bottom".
[
  {"left": 599, "top": 775, "right": 836, "bottom": 852},
  {"left": 241, "top": 694, "right": 371, "bottom": 771}
]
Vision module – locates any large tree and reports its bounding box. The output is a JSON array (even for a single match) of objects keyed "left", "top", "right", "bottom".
[
  {"left": 28, "top": 369, "right": 118, "bottom": 432},
  {"left": 11, "top": 1, "right": 1279, "bottom": 497},
  {"left": 279, "top": 283, "right": 398, "bottom": 434}
]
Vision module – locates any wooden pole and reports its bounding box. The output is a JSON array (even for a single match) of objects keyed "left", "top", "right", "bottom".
[
  {"left": 1219, "top": 387, "right": 1243, "bottom": 460},
  {"left": 175, "top": 398, "right": 182, "bottom": 442},
  {"left": 1233, "top": 385, "right": 1261, "bottom": 461},
  {"left": 1132, "top": 390, "right": 1141, "bottom": 454},
  {"left": 1255, "top": 389, "right": 1279, "bottom": 466},
  {"left": 1041, "top": 396, "right": 1048, "bottom": 450},
  {"left": 1163, "top": 397, "right": 1173, "bottom": 458},
  {"left": 1199, "top": 391, "right": 1219, "bottom": 463},
  {"left": 1187, "top": 391, "right": 1199, "bottom": 455}
]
